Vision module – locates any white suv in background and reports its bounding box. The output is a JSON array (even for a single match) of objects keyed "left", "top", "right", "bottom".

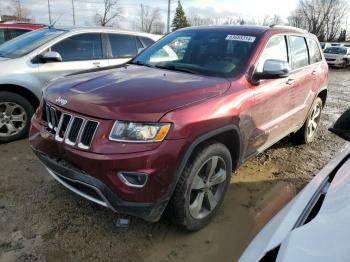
[
  {"left": 0, "top": 27, "right": 161, "bottom": 142},
  {"left": 323, "top": 46, "right": 350, "bottom": 67}
]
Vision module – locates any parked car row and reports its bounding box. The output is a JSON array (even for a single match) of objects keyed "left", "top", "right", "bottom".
[
  {"left": 319, "top": 41, "right": 350, "bottom": 67},
  {"left": 0, "top": 26, "right": 160, "bottom": 142},
  {"left": 3, "top": 22, "right": 350, "bottom": 261},
  {"left": 323, "top": 46, "right": 350, "bottom": 68},
  {"left": 320, "top": 41, "right": 350, "bottom": 50}
]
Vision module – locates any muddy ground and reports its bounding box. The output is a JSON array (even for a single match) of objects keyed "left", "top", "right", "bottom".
[{"left": 1, "top": 69, "right": 349, "bottom": 262}]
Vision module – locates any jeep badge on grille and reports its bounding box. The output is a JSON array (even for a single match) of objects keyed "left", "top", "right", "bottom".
[{"left": 56, "top": 96, "right": 68, "bottom": 106}]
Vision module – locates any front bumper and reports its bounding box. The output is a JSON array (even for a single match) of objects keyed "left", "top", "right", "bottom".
[
  {"left": 326, "top": 59, "right": 344, "bottom": 66},
  {"left": 33, "top": 151, "right": 163, "bottom": 221},
  {"left": 30, "top": 114, "right": 188, "bottom": 222}
]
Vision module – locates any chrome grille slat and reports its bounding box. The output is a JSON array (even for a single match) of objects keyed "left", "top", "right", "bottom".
[
  {"left": 66, "top": 117, "right": 84, "bottom": 145},
  {"left": 78, "top": 121, "right": 99, "bottom": 149},
  {"left": 43, "top": 103, "right": 98, "bottom": 149},
  {"left": 55, "top": 114, "right": 72, "bottom": 142},
  {"left": 45, "top": 104, "right": 53, "bottom": 129},
  {"left": 50, "top": 107, "right": 58, "bottom": 131}
]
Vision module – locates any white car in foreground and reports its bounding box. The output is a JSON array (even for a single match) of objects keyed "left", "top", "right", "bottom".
[
  {"left": 323, "top": 46, "right": 350, "bottom": 67},
  {"left": 240, "top": 109, "right": 350, "bottom": 262}
]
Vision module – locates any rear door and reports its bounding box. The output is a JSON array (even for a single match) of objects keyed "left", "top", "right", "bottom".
[
  {"left": 37, "top": 33, "right": 108, "bottom": 84},
  {"left": 106, "top": 33, "right": 143, "bottom": 66},
  {"left": 287, "top": 35, "right": 314, "bottom": 127},
  {"left": 248, "top": 35, "right": 294, "bottom": 155}
]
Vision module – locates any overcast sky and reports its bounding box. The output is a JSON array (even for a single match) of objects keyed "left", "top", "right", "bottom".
[{"left": 0, "top": 0, "right": 299, "bottom": 29}]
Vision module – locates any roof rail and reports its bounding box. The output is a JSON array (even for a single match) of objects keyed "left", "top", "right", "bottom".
[{"left": 270, "top": 24, "right": 308, "bottom": 33}]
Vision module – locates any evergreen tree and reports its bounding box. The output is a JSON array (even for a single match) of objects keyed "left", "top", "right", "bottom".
[
  {"left": 171, "top": 0, "right": 190, "bottom": 31},
  {"left": 338, "top": 29, "right": 346, "bottom": 42}
]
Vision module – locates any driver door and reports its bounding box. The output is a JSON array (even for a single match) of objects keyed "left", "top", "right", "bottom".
[{"left": 37, "top": 33, "right": 108, "bottom": 85}]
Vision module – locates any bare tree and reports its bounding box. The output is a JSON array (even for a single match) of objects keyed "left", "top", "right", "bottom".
[
  {"left": 288, "top": 0, "right": 348, "bottom": 41},
  {"left": 7, "top": 0, "right": 29, "bottom": 20},
  {"left": 95, "top": 0, "right": 122, "bottom": 27},
  {"left": 187, "top": 9, "right": 213, "bottom": 26},
  {"left": 139, "top": 6, "right": 162, "bottom": 33},
  {"left": 152, "top": 21, "right": 166, "bottom": 34},
  {"left": 260, "top": 14, "right": 283, "bottom": 26},
  {"left": 270, "top": 14, "right": 283, "bottom": 25}
]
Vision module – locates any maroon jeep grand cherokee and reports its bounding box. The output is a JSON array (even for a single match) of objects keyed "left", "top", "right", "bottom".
[{"left": 30, "top": 25, "right": 328, "bottom": 231}]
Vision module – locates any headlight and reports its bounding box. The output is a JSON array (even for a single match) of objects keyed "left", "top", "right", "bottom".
[{"left": 109, "top": 121, "right": 171, "bottom": 143}]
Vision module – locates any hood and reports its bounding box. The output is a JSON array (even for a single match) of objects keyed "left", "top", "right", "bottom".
[
  {"left": 275, "top": 151, "right": 350, "bottom": 262},
  {"left": 46, "top": 65, "right": 230, "bottom": 121},
  {"left": 239, "top": 144, "right": 350, "bottom": 262}
]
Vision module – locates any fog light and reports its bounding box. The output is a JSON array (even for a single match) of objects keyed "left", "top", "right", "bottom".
[{"left": 117, "top": 172, "right": 148, "bottom": 188}]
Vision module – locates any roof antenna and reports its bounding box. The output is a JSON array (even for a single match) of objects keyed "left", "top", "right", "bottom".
[{"left": 49, "top": 13, "right": 63, "bottom": 28}]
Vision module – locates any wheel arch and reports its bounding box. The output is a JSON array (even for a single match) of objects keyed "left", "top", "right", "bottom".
[
  {"left": 156, "top": 125, "right": 243, "bottom": 216},
  {"left": 317, "top": 88, "right": 327, "bottom": 108},
  {"left": 0, "top": 84, "right": 40, "bottom": 110}
]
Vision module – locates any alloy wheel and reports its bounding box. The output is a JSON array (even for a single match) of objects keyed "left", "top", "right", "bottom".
[
  {"left": 307, "top": 102, "right": 321, "bottom": 139},
  {"left": 0, "top": 102, "right": 27, "bottom": 138},
  {"left": 189, "top": 156, "right": 227, "bottom": 219}
]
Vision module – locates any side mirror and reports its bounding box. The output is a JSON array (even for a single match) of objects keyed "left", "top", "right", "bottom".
[
  {"left": 253, "top": 59, "right": 290, "bottom": 82},
  {"left": 329, "top": 108, "right": 350, "bottom": 142},
  {"left": 40, "top": 51, "right": 62, "bottom": 62}
]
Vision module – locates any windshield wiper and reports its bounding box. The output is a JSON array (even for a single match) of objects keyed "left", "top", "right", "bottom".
[{"left": 154, "top": 64, "right": 199, "bottom": 75}]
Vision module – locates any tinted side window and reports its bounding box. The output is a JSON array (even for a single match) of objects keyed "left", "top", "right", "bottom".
[
  {"left": 289, "top": 36, "right": 309, "bottom": 69},
  {"left": 141, "top": 37, "right": 155, "bottom": 47},
  {"left": 51, "top": 33, "right": 103, "bottom": 61},
  {"left": 108, "top": 34, "right": 138, "bottom": 58},
  {"left": 307, "top": 39, "right": 322, "bottom": 64},
  {"left": 6, "top": 28, "right": 31, "bottom": 41},
  {"left": 257, "top": 35, "right": 288, "bottom": 72}
]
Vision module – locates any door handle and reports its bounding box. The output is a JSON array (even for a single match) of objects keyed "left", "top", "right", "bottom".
[
  {"left": 312, "top": 70, "right": 317, "bottom": 75},
  {"left": 93, "top": 62, "right": 101, "bottom": 67},
  {"left": 286, "top": 79, "right": 295, "bottom": 85}
]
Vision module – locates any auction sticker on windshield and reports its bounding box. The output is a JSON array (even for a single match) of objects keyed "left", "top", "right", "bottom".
[{"left": 225, "top": 35, "right": 256, "bottom": 42}]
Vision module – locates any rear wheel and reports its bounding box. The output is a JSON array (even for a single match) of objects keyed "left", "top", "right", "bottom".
[
  {"left": 168, "top": 142, "right": 232, "bottom": 231},
  {"left": 0, "top": 92, "right": 34, "bottom": 143},
  {"left": 292, "top": 97, "right": 323, "bottom": 144}
]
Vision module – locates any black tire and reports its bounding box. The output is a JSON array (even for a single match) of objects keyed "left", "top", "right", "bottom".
[
  {"left": 0, "top": 91, "right": 34, "bottom": 143},
  {"left": 167, "top": 142, "right": 232, "bottom": 231},
  {"left": 341, "top": 59, "right": 347, "bottom": 68},
  {"left": 291, "top": 97, "right": 323, "bottom": 144}
]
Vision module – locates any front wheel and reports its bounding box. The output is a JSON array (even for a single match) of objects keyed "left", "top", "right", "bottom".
[
  {"left": 341, "top": 59, "right": 347, "bottom": 68},
  {"left": 168, "top": 142, "right": 232, "bottom": 231},
  {"left": 292, "top": 97, "right": 323, "bottom": 144},
  {"left": 0, "top": 92, "right": 34, "bottom": 143}
]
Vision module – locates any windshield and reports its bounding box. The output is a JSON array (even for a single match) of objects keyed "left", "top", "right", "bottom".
[
  {"left": 132, "top": 29, "right": 259, "bottom": 78},
  {"left": 324, "top": 47, "right": 347, "bottom": 55},
  {"left": 0, "top": 28, "right": 65, "bottom": 59}
]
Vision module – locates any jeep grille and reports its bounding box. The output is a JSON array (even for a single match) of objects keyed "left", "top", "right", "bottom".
[{"left": 44, "top": 103, "right": 98, "bottom": 149}]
